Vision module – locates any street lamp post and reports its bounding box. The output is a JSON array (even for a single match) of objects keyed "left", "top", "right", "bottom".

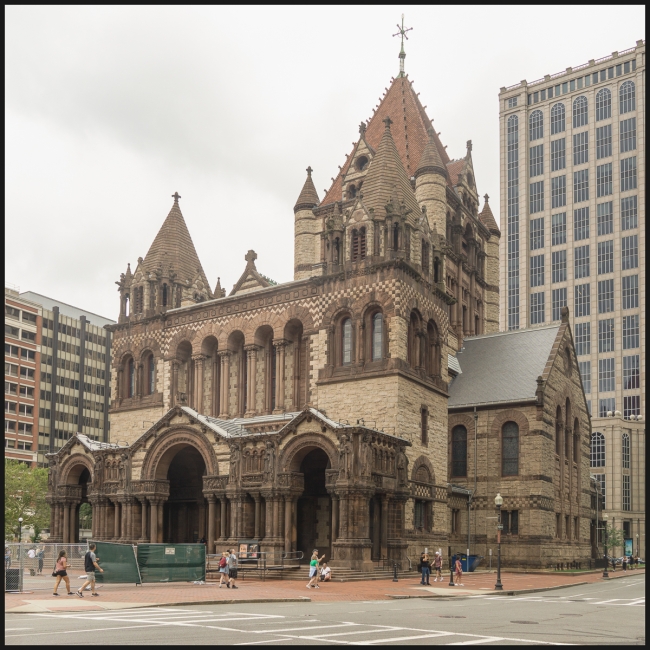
[
  {"left": 636, "top": 533, "right": 639, "bottom": 558},
  {"left": 18, "top": 517, "right": 23, "bottom": 543},
  {"left": 602, "top": 513, "right": 609, "bottom": 578},
  {"left": 494, "top": 493, "right": 503, "bottom": 591}
]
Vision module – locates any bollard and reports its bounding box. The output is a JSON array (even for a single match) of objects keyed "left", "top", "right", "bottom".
[
  {"left": 449, "top": 564, "right": 455, "bottom": 586},
  {"left": 393, "top": 563, "right": 398, "bottom": 582}
]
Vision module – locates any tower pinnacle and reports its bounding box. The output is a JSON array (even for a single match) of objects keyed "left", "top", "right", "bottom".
[{"left": 392, "top": 14, "right": 413, "bottom": 78}]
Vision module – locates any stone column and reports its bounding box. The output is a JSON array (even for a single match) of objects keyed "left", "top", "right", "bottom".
[
  {"left": 273, "top": 341, "right": 287, "bottom": 413},
  {"left": 291, "top": 497, "right": 298, "bottom": 551},
  {"left": 149, "top": 498, "right": 158, "bottom": 543},
  {"left": 218, "top": 352, "right": 230, "bottom": 418},
  {"left": 207, "top": 496, "right": 216, "bottom": 554},
  {"left": 272, "top": 497, "right": 280, "bottom": 538},
  {"left": 69, "top": 503, "right": 78, "bottom": 543},
  {"left": 244, "top": 346, "right": 258, "bottom": 416},
  {"left": 331, "top": 495, "right": 339, "bottom": 543},
  {"left": 339, "top": 494, "right": 348, "bottom": 540},
  {"left": 140, "top": 498, "right": 148, "bottom": 542},
  {"left": 63, "top": 503, "right": 70, "bottom": 543},
  {"left": 211, "top": 357, "right": 219, "bottom": 417},
  {"left": 254, "top": 496, "right": 261, "bottom": 540},
  {"left": 372, "top": 497, "right": 381, "bottom": 559},
  {"left": 170, "top": 360, "right": 180, "bottom": 407},
  {"left": 219, "top": 497, "right": 227, "bottom": 540},
  {"left": 284, "top": 496, "right": 292, "bottom": 552},
  {"left": 380, "top": 495, "right": 389, "bottom": 559},
  {"left": 193, "top": 354, "right": 206, "bottom": 413},
  {"left": 302, "top": 335, "right": 310, "bottom": 406},
  {"left": 469, "top": 270, "right": 476, "bottom": 336},
  {"left": 101, "top": 502, "right": 108, "bottom": 540},
  {"left": 264, "top": 496, "right": 273, "bottom": 539},
  {"left": 113, "top": 501, "right": 121, "bottom": 539},
  {"left": 157, "top": 501, "right": 164, "bottom": 543}
]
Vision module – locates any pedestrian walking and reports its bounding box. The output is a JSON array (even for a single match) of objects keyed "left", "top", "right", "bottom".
[
  {"left": 622, "top": 556, "right": 628, "bottom": 572},
  {"left": 218, "top": 551, "right": 230, "bottom": 588},
  {"left": 307, "top": 549, "right": 325, "bottom": 588},
  {"left": 4, "top": 547, "right": 11, "bottom": 569},
  {"left": 37, "top": 546, "right": 45, "bottom": 575},
  {"left": 77, "top": 543, "right": 103, "bottom": 597},
  {"left": 227, "top": 549, "right": 238, "bottom": 589},
  {"left": 433, "top": 551, "right": 443, "bottom": 582},
  {"left": 52, "top": 550, "right": 73, "bottom": 596},
  {"left": 420, "top": 553, "right": 431, "bottom": 585},
  {"left": 454, "top": 555, "right": 464, "bottom": 586},
  {"left": 320, "top": 562, "right": 332, "bottom": 582},
  {"left": 27, "top": 546, "right": 37, "bottom": 575}
]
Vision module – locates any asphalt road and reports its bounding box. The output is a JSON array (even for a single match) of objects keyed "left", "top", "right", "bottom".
[{"left": 5, "top": 575, "right": 645, "bottom": 645}]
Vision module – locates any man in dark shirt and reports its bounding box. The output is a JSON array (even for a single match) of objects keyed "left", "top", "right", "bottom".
[{"left": 77, "top": 543, "right": 104, "bottom": 597}]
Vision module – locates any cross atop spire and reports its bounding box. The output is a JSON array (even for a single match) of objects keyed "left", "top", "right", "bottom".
[
  {"left": 383, "top": 116, "right": 393, "bottom": 130},
  {"left": 306, "top": 166, "right": 313, "bottom": 177},
  {"left": 172, "top": 191, "right": 181, "bottom": 204},
  {"left": 484, "top": 193, "right": 489, "bottom": 203},
  {"left": 393, "top": 14, "right": 413, "bottom": 78},
  {"left": 245, "top": 250, "right": 258, "bottom": 264}
]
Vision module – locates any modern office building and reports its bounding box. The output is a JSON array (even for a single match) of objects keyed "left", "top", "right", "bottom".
[
  {"left": 5, "top": 287, "right": 42, "bottom": 465},
  {"left": 498, "top": 40, "right": 645, "bottom": 420},
  {"left": 5, "top": 286, "right": 115, "bottom": 466}
]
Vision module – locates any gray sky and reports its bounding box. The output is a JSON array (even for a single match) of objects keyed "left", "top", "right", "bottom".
[{"left": 6, "top": 6, "right": 645, "bottom": 321}]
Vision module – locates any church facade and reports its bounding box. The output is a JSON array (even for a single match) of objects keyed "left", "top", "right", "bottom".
[{"left": 47, "top": 61, "right": 594, "bottom": 569}]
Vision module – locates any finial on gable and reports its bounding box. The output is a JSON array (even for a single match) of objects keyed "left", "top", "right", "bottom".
[
  {"left": 359, "top": 121, "right": 367, "bottom": 137},
  {"left": 466, "top": 140, "right": 472, "bottom": 154},
  {"left": 245, "top": 250, "right": 258, "bottom": 265},
  {"left": 484, "top": 193, "right": 489, "bottom": 203},
  {"left": 172, "top": 191, "right": 181, "bottom": 204}
]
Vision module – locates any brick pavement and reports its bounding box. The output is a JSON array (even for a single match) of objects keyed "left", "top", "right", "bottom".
[{"left": 5, "top": 568, "right": 643, "bottom": 613}]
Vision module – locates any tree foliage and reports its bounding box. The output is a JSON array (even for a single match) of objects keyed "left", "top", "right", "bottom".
[
  {"left": 604, "top": 522, "right": 625, "bottom": 554},
  {"left": 4, "top": 460, "right": 50, "bottom": 540}
]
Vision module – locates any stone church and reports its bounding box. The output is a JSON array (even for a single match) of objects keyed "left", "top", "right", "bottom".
[{"left": 47, "top": 56, "right": 594, "bottom": 569}]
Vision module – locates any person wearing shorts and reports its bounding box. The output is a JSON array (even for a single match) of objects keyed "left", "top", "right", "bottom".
[
  {"left": 52, "top": 550, "right": 73, "bottom": 596},
  {"left": 307, "top": 549, "right": 325, "bottom": 588},
  {"left": 454, "top": 556, "right": 464, "bottom": 586},
  {"left": 227, "top": 550, "right": 238, "bottom": 589},
  {"left": 77, "top": 543, "right": 103, "bottom": 597},
  {"left": 433, "top": 551, "right": 443, "bottom": 582},
  {"left": 218, "top": 551, "right": 230, "bottom": 588}
]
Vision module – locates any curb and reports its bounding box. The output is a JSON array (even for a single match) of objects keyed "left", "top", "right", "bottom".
[
  {"left": 5, "top": 597, "right": 311, "bottom": 614},
  {"left": 388, "top": 581, "right": 590, "bottom": 599}
]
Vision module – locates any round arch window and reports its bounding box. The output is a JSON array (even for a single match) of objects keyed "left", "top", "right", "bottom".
[{"left": 355, "top": 156, "right": 369, "bottom": 172}]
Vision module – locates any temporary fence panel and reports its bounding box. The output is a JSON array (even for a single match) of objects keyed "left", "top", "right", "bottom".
[
  {"left": 137, "top": 544, "right": 206, "bottom": 583},
  {"left": 93, "top": 541, "right": 142, "bottom": 585},
  {"left": 5, "top": 542, "right": 89, "bottom": 592}
]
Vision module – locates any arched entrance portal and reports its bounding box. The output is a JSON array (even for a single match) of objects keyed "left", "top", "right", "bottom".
[
  {"left": 60, "top": 463, "right": 92, "bottom": 543},
  {"left": 163, "top": 446, "right": 207, "bottom": 543},
  {"left": 296, "top": 449, "right": 331, "bottom": 560}
]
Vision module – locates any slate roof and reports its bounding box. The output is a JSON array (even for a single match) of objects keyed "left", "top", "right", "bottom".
[
  {"left": 320, "top": 76, "right": 450, "bottom": 207},
  {"left": 448, "top": 325, "right": 561, "bottom": 408},
  {"left": 141, "top": 197, "right": 212, "bottom": 295},
  {"left": 479, "top": 196, "right": 500, "bottom": 235},
  {"left": 294, "top": 169, "right": 320, "bottom": 212},
  {"left": 415, "top": 128, "right": 448, "bottom": 178}
]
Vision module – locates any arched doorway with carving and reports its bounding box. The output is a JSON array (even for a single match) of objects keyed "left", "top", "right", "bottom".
[
  {"left": 58, "top": 460, "right": 93, "bottom": 543},
  {"left": 163, "top": 446, "right": 206, "bottom": 543},
  {"left": 143, "top": 428, "right": 218, "bottom": 544}
]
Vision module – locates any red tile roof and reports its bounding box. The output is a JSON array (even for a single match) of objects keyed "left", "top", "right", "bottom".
[
  {"left": 446, "top": 159, "right": 467, "bottom": 187},
  {"left": 320, "top": 76, "right": 450, "bottom": 207}
]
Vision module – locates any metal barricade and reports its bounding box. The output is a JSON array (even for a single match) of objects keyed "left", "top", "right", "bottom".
[{"left": 4, "top": 542, "right": 89, "bottom": 592}]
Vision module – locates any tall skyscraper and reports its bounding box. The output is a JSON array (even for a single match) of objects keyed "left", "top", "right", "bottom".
[
  {"left": 4, "top": 286, "right": 115, "bottom": 466},
  {"left": 498, "top": 40, "right": 645, "bottom": 420}
]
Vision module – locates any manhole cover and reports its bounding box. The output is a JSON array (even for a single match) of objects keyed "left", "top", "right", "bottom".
[
  {"left": 511, "top": 621, "right": 539, "bottom": 625},
  {"left": 440, "top": 616, "right": 466, "bottom": 618}
]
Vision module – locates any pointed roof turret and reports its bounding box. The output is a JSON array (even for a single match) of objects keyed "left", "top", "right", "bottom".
[
  {"left": 294, "top": 167, "right": 320, "bottom": 213},
  {"left": 360, "top": 116, "right": 421, "bottom": 219},
  {"left": 141, "top": 193, "right": 212, "bottom": 296},
  {"left": 479, "top": 193, "right": 500, "bottom": 236},
  {"left": 415, "top": 127, "right": 448, "bottom": 179}
]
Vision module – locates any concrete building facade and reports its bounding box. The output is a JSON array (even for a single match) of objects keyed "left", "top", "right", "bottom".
[
  {"left": 5, "top": 289, "right": 115, "bottom": 466},
  {"left": 498, "top": 40, "right": 645, "bottom": 421}
]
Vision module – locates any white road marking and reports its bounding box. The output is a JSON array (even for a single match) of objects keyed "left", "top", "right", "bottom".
[
  {"left": 447, "top": 638, "right": 503, "bottom": 645},
  {"left": 5, "top": 628, "right": 32, "bottom": 631}
]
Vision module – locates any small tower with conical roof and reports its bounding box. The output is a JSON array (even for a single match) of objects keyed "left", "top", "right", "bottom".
[
  {"left": 479, "top": 193, "right": 501, "bottom": 333},
  {"left": 294, "top": 167, "right": 321, "bottom": 280},
  {"left": 414, "top": 127, "right": 448, "bottom": 236}
]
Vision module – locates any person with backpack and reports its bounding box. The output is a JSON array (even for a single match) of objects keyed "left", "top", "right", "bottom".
[
  {"left": 218, "top": 551, "right": 229, "bottom": 588},
  {"left": 227, "top": 549, "right": 238, "bottom": 589},
  {"left": 76, "top": 543, "right": 103, "bottom": 597},
  {"left": 52, "top": 549, "right": 73, "bottom": 596},
  {"left": 433, "top": 551, "right": 443, "bottom": 582}
]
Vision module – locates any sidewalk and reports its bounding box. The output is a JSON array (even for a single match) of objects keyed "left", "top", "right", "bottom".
[{"left": 5, "top": 568, "right": 644, "bottom": 613}]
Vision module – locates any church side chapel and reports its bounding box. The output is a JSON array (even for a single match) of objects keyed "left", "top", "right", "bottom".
[{"left": 47, "top": 32, "right": 593, "bottom": 569}]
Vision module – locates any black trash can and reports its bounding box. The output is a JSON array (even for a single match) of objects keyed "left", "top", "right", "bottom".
[{"left": 5, "top": 568, "right": 20, "bottom": 591}]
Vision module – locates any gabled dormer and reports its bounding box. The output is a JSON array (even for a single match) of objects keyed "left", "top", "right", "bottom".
[{"left": 341, "top": 123, "right": 376, "bottom": 202}]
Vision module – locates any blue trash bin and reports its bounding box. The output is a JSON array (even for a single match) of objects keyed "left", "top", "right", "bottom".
[
  {"left": 468, "top": 555, "right": 483, "bottom": 572},
  {"left": 451, "top": 554, "right": 469, "bottom": 572}
]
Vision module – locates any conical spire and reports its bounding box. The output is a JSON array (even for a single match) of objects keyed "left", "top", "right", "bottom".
[
  {"left": 479, "top": 193, "right": 500, "bottom": 235},
  {"left": 360, "top": 116, "right": 421, "bottom": 218},
  {"left": 294, "top": 167, "right": 320, "bottom": 213},
  {"left": 141, "top": 193, "right": 211, "bottom": 294},
  {"left": 415, "top": 127, "right": 448, "bottom": 179}
]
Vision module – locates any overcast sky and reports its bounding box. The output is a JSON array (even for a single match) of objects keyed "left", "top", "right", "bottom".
[{"left": 6, "top": 6, "right": 645, "bottom": 321}]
